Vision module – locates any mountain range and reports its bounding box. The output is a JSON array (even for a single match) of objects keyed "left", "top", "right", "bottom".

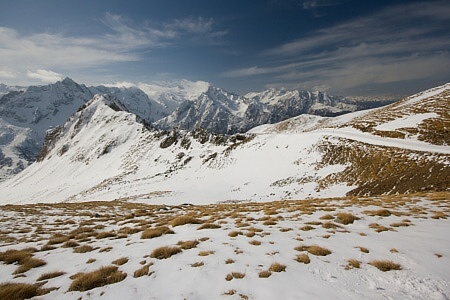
[
  {"left": 0, "top": 81, "right": 448, "bottom": 205},
  {"left": 0, "top": 78, "right": 391, "bottom": 182}
]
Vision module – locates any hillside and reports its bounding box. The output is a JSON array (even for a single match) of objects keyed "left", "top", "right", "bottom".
[{"left": 0, "top": 83, "right": 448, "bottom": 205}]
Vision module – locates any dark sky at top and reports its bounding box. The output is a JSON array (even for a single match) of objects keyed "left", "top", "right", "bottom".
[{"left": 0, "top": 0, "right": 449, "bottom": 96}]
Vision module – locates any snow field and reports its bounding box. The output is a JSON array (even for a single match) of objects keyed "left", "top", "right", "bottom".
[{"left": 0, "top": 192, "right": 449, "bottom": 299}]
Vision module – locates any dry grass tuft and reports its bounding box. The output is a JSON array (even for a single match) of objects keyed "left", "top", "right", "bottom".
[
  {"left": 249, "top": 240, "right": 261, "bottom": 246},
  {"left": 0, "top": 248, "right": 37, "bottom": 265},
  {"left": 369, "top": 223, "right": 391, "bottom": 233},
  {"left": 133, "top": 263, "right": 153, "bottom": 278},
  {"left": 269, "top": 262, "right": 286, "bottom": 272},
  {"left": 198, "top": 250, "right": 215, "bottom": 257},
  {"left": 197, "top": 223, "right": 221, "bottom": 230},
  {"left": 96, "top": 231, "right": 117, "bottom": 239},
  {"left": 177, "top": 240, "right": 200, "bottom": 250},
  {"left": 300, "top": 225, "right": 315, "bottom": 231},
  {"left": 364, "top": 209, "right": 392, "bottom": 217},
  {"left": 112, "top": 257, "right": 128, "bottom": 266},
  {"left": 37, "top": 271, "right": 66, "bottom": 281},
  {"left": 228, "top": 231, "right": 242, "bottom": 237},
  {"left": 345, "top": 259, "right": 361, "bottom": 270},
  {"left": 258, "top": 270, "right": 272, "bottom": 278},
  {"left": 141, "top": 226, "right": 174, "bottom": 239},
  {"left": 74, "top": 245, "right": 95, "bottom": 253},
  {"left": 225, "top": 258, "right": 235, "bottom": 264},
  {"left": 295, "top": 253, "right": 310, "bottom": 264},
  {"left": 68, "top": 265, "right": 127, "bottom": 291},
  {"left": 0, "top": 282, "right": 54, "bottom": 300},
  {"left": 191, "top": 262, "right": 204, "bottom": 267},
  {"left": 356, "top": 246, "right": 370, "bottom": 254},
  {"left": 319, "top": 214, "right": 334, "bottom": 220},
  {"left": 13, "top": 257, "right": 47, "bottom": 274},
  {"left": 150, "top": 246, "right": 182, "bottom": 259},
  {"left": 295, "top": 245, "right": 332, "bottom": 256},
  {"left": 62, "top": 240, "right": 79, "bottom": 248},
  {"left": 335, "top": 212, "right": 360, "bottom": 225},
  {"left": 170, "top": 215, "right": 202, "bottom": 227},
  {"left": 86, "top": 258, "right": 96, "bottom": 264},
  {"left": 230, "top": 272, "right": 245, "bottom": 279},
  {"left": 369, "top": 260, "right": 402, "bottom": 272}
]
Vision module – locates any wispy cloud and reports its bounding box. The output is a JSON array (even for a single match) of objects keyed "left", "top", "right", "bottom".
[
  {"left": 224, "top": 1, "right": 450, "bottom": 95},
  {"left": 0, "top": 13, "right": 226, "bottom": 84},
  {"left": 26, "top": 69, "right": 63, "bottom": 83}
]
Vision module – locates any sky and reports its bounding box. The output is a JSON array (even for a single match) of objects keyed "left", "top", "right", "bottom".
[{"left": 0, "top": 0, "right": 449, "bottom": 97}]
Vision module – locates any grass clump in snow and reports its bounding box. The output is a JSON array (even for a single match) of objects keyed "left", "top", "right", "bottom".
[
  {"left": 335, "top": 212, "right": 360, "bottom": 225},
  {"left": 345, "top": 259, "right": 361, "bottom": 270},
  {"left": 249, "top": 240, "right": 261, "bottom": 246},
  {"left": 295, "top": 253, "right": 310, "bottom": 264},
  {"left": 258, "top": 270, "right": 272, "bottom": 278},
  {"left": 133, "top": 263, "right": 153, "bottom": 278},
  {"left": 96, "top": 231, "right": 117, "bottom": 239},
  {"left": 269, "top": 262, "right": 286, "bottom": 272},
  {"left": 62, "top": 240, "right": 80, "bottom": 248},
  {"left": 112, "top": 257, "right": 128, "bottom": 266},
  {"left": 295, "top": 245, "right": 332, "bottom": 256},
  {"left": 37, "top": 271, "right": 66, "bottom": 281},
  {"left": 226, "top": 272, "right": 245, "bottom": 281},
  {"left": 191, "top": 262, "right": 204, "bottom": 267},
  {"left": 0, "top": 282, "right": 54, "bottom": 300},
  {"left": 141, "top": 226, "right": 174, "bottom": 239},
  {"left": 68, "top": 265, "right": 127, "bottom": 291},
  {"left": 319, "top": 214, "right": 334, "bottom": 220},
  {"left": 177, "top": 240, "right": 200, "bottom": 250},
  {"left": 197, "top": 223, "right": 221, "bottom": 230},
  {"left": 364, "top": 209, "right": 392, "bottom": 217},
  {"left": 73, "top": 245, "right": 95, "bottom": 253},
  {"left": 228, "top": 230, "right": 242, "bottom": 237},
  {"left": 0, "top": 248, "right": 37, "bottom": 265},
  {"left": 150, "top": 246, "right": 182, "bottom": 259},
  {"left": 368, "top": 223, "right": 391, "bottom": 233},
  {"left": 170, "top": 215, "right": 202, "bottom": 227},
  {"left": 198, "top": 250, "right": 215, "bottom": 256},
  {"left": 369, "top": 260, "right": 402, "bottom": 272},
  {"left": 356, "top": 246, "right": 370, "bottom": 253}
]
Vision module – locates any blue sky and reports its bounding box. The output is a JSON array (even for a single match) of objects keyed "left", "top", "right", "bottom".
[{"left": 0, "top": 0, "right": 449, "bottom": 96}]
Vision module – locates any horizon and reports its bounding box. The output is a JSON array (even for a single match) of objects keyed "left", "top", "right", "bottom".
[{"left": 0, "top": 0, "right": 449, "bottom": 97}]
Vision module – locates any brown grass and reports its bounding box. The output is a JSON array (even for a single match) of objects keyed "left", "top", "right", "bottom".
[
  {"left": 0, "top": 282, "right": 54, "bottom": 300},
  {"left": 37, "top": 271, "right": 66, "bottom": 281},
  {"left": 335, "top": 212, "right": 360, "bottom": 225},
  {"left": 0, "top": 248, "right": 37, "bottom": 264},
  {"left": 319, "top": 214, "right": 334, "bottom": 220},
  {"left": 112, "top": 257, "right": 128, "bottom": 266},
  {"left": 74, "top": 245, "right": 95, "bottom": 253},
  {"left": 177, "top": 240, "right": 199, "bottom": 250},
  {"left": 197, "top": 223, "right": 221, "bottom": 230},
  {"left": 150, "top": 246, "right": 182, "bottom": 259},
  {"left": 269, "top": 262, "right": 286, "bottom": 272},
  {"left": 249, "top": 240, "right": 261, "bottom": 246},
  {"left": 141, "top": 226, "right": 174, "bottom": 239},
  {"left": 13, "top": 257, "right": 47, "bottom": 274},
  {"left": 231, "top": 272, "right": 245, "bottom": 279},
  {"left": 295, "top": 245, "right": 332, "bottom": 256},
  {"left": 364, "top": 209, "right": 392, "bottom": 217},
  {"left": 357, "top": 246, "right": 370, "bottom": 253},
  {"left": 228, "top": 231, "right": 242, "bottom": 237},
  {"left": 86, "top": 258, "right": 96, "bottom": 264},
  {"left": 68, "top": 265, "right": 127, "bottom": 291},
  {"left": 198, "top": 250, "right": 215, "bottom": 256},
  {"left": 295, "top": 253, "right": 310, "bottom": 264},
  {"left": 369, "top": 260, "right": 402, "bottom": 272},
  {"left": 62, "top": 240, "right": 80, "bottom": 248},
  {"left": 170, "top": 215, "right": 202, "bottom": 227},
  {"left": 191, "top": 262, "right": 204, "bottom": 267},
  {"left": 133, "top": 263, "right": 153, "bottom": 278},
  {"left": 345, "top": 259, "right": 361, "bottom": 270},
  {"left": 369, "top": 223, "right": 391, "bottom": 233},
  {"left": 258, "top": 270, "right": 272, "bottom": 278},
  {"left": 225, "top": 258, "right": 235, "bottom": 264},
  {"left": 96, "top": 231, "right": 117, "bottom": 239}
]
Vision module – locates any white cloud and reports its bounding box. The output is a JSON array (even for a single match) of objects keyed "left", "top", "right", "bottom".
[
  {"left": 26, "top": 69, "right": 63, "bottom": 83},
  {"left": 0, "top": 13, "right": 226, "bottom": 85}
]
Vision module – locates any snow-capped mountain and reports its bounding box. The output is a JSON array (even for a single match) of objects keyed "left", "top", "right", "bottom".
[
  {"left": 0, "top": 83, "right": 448, "bottom": 205},
  {"left": 155, "top": 87, "right": 387, "bottom": 134},
  {"left": 0, "top": 83, "right": 26, "bottom": 96}
]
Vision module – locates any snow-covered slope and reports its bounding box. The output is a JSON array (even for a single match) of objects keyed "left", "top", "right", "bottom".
[{"left": 0, "top": 83, "right": 448, "bottom": 205}]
